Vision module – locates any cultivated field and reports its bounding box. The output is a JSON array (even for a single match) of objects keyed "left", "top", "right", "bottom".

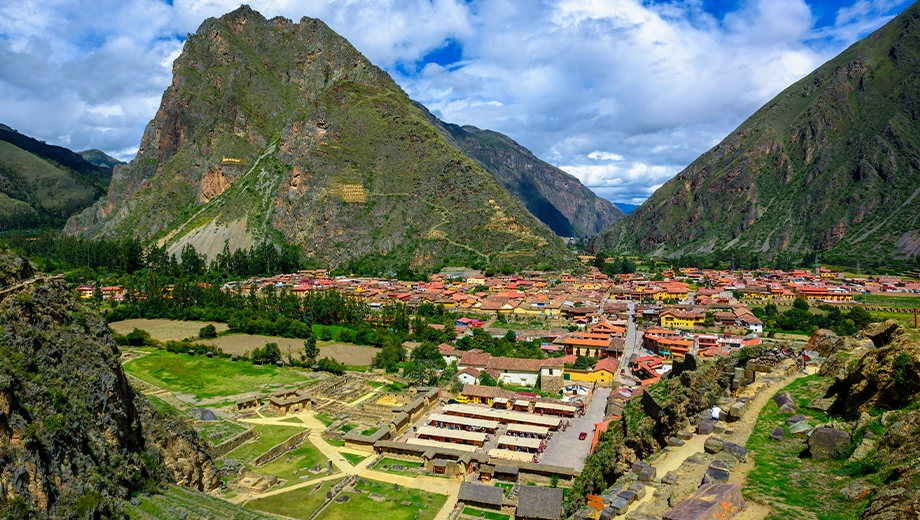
[
  {"left": 109, "top": 318, "right": 228, "bottom": 341},
  {"left": 200, "top": 334, "right": 378, "bottom": 365}
]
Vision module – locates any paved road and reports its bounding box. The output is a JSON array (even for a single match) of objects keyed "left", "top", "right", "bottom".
[
  {"left": 614, "top": 301, "right": 642, "bottom": 386},
  {"left": 540, "top": 387, "right": 611, "bottom": 472}
]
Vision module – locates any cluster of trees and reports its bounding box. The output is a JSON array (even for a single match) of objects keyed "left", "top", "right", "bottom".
[
  {"left": 3, "top": 232, "right": 303, "bottom": 280},
  {"left": 592, "top": 252, "right": 636, "bottom": 277},
  {"left": 752, "top": 298, "right": 874, "bottom": 336},
  {"left": 456, "top": 328, "right": 545, "bottom": 359}
]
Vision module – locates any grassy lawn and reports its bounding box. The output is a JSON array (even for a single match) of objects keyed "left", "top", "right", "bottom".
[
  {"left": 360, "top": 427, "right": 381, "bottom": 436},
  {"left": 146, "top": 394, "right": 184, "bottom": 416},
  {"left": 374, "top": 457, "right": 422, "bottom": 477},
  {"left": 315, "top": 413, "right": 337, "bottom": 426},
  {"left": 124, "top": 349, "right": 313, "bottom": 399},
  {"left": 256, "top": 438, "right": 331, "bottom": 487},
  {"left": 339, "top": 424, "right": 358, "bottom": 433},
  {"left": 744, "top": 375, "right": 875, "bottom": 519},
  {"left": 342, "top": 452, "right": 367, "bottom": 466},
  {"left": 462, "top": 508, "right": 509, "bottom": 520},
  {"left": 494, "top": 482, "right": 513, "bottom": 496},
  {"left": 317, "top": 479, "right": 447, "bottom": 520},
  {"left": 865, "top": 293, "right": 920, "bottom": 307},
  {"left": 324, "top": 438, "right": 346, "bottom": 447},
  {"left": 198, "top": 420, "right": 249, "bottom": 445},
  {"left": 225, "top": 424, "right": 305, "bottom": 463},
  {"left": 246, "top": 477, "right": 345, "bottom": 519}
]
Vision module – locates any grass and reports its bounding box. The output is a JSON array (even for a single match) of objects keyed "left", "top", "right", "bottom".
[
  {"left": 374, "top": 457, "right": 422, "bottom": 477},
  {"left": 316, "top": 413, "right": 337, "bottom": 426},
  {"left": 865, "top": 293, "right": 920, "bottom": 307},
  {"left": 462, "top": 508, "right": 509, "bottom": 520},
  {"left": 317, "top": 478, "right": 447, "bottom": 520},
  {"left": 256, "top": 439, "right": 332, "bottom": 487},
  {"left": 342, "top": 452, "right": 368, "bottom": 465},
  {"left": 124, "top": 349, "right": 313, "bottom": 400},
  {"left": 324, "top": 438, "right": 346, "bottom": 447},
  {"left": 127, "top": 485, "right": 277, "bottom": 520},
  {"left": 360, "top": 427, "right": 381, "bottom": 436},
  {"left": 339, "top": 424, "right": 358, "bottom": 433},
  {"left": 744, "top": 375, "right": 874, "bottom": 519},
  {"left": 225, "top": 424, "right": 305, "bottom": 463},
  {"left": 146, "top": 394, "right": 184, "bottom": 417},
  {"left": 246, "top": 477, "right": 345, "bottom": 519},
  {"left": 494, "top": 482, "right": 513, "bottom": 496},
  {"left": 198, "top": 420, "right": 249, "bottom": 445}
]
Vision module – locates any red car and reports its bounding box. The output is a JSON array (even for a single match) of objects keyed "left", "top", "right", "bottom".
[{"left": 578, "top": 432, "right": 588, "bottom": 440}]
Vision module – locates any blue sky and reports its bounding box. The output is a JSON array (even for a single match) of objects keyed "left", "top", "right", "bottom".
[{"left": 0, "top": 0, "right": 913, "bottom": 204}]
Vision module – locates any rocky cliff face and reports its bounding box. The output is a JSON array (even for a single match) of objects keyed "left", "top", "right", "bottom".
[
  {"left": 0, "top": 250, "right": 217, "bottom": 518},
  {"left": 589, "top": 4, "right": 920, "bottom": 265},
  {"left": 65, "top": 6, "right": 571, "bottom": 270},
  {"left": 416, "top": 104, "right": 625, "bottom": 238}
]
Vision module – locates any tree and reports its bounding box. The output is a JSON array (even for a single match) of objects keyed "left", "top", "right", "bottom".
[
  {"left": 303, "top": 335, "right": 319, "bottom": 362},
  {"left": 479, "top": 371, "right": 497, "bottom": 386},
  {"left": 846, "top": 307, "right": 873, "bottom": 329},
  {"left": 318, "top": 327, "right": 333, "bottom": 341},
  {"left": 317, "top": 356, "right": 345, "bottom": 375},
  {"left": 793, "top": 297, "right": 810, "bottom": 311},
  {"left": 412, "top": 342, "right": 446, "bottom": 368},
  {"left": 764, "top": 303, "right": 778, "bottom": 317},
  {"left": 593, "top": 252, "right": 607, "bottom": 270},
  {"left": 574, "top": 356, "right": 590, "bottom": 370},
  {"left": 503, "top": 330, "right": 517, "bottom": 344},
  {"left": 199, "top": 324, "right": 218, "bottom": 339},
  {"left": 126, "top": 328, "right": 152, "bottom": 347}
]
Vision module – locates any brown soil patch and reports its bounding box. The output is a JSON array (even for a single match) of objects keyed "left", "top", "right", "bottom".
[
  {"left": 109, "top": 319, "right": 228, "bottom": 341},
  {"left": 200, "top": 334, "right": 377, "bottom": 365}
]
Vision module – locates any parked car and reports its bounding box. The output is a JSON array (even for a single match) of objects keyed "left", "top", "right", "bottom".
[{"left": 578, "top": 432, "right": 588, "bottom": 440}]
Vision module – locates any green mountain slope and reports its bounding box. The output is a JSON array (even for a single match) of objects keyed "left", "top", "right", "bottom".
[
  {"left": 79, "top": 148, "right": 124, "bottom": 170},
  {"left": 0, "top": 140, "right": 102, "bottom": 229},
  {"left": 590, "top": 4, "right": 920, "bottom": 265},
  {"left": 0, "top": 126, "right": 112, "bottom": 189},
  {"left": 416, "top": 103, "right": 625, "bottom": 238},
  {"left": 66, "top": 6, "right": 572, "bottom": 270}
]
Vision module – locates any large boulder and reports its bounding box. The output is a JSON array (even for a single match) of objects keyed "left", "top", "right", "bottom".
[
  {"left": 808, "top": 427, "right": 851, "bottom": 459},
  {"left": 663, "top": 484, "right": 746, "bottom": 520},
  {"left": 864, "top": 320, "right": 905, "bottom": 348},
  {"left": 826, "top": 337, "right": 920, "bottom": 418}
]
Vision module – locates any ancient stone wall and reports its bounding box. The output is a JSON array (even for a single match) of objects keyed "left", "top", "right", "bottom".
[
  {"left": 254, "top": 429, "right": 311, "bottom": 467},
  {"left": 211, "top": 426, "right": 258, "bottom": 458}
]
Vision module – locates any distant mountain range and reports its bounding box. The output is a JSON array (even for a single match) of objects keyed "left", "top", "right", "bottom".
[
  {"left": 614, "top": 203, "right": 639, "bottom": 215},
  {"left": 0, "top": 125, "right": 113, "bottom": 229},
  {"left": 590, "top": 3, "right": 920, "bottom": 266},
  {"left": 65, "top": 6, "right": 603, "bottom": 271}
]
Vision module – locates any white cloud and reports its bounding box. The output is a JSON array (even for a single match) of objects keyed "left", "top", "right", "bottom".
[{"left": 0, "top": 0, "right": 912, "bottom": 194}]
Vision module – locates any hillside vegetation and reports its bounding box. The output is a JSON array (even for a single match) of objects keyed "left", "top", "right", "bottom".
[
  {"left": 65, "top": 6, "right": 572, "bottom": 271},
  {"left": 591, "top": 3, "right": 920, "bottom": 268}
]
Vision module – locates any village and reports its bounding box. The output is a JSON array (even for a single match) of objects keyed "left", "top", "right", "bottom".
[{"left": 104, "top": 259, "right": 920, "bottom": 519}]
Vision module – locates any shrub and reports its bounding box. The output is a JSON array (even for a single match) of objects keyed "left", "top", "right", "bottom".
[{"left": 199, "top": 324, "right": 217, "bottom": 339}]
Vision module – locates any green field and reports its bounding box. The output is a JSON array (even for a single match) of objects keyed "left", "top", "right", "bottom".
[
  {"left": 342, "top": 452, "right": 367, "bottom": 466},
  {"left": 373, "top": 457, "right": 422, "bottom": 477},
  {"left": 198, "top": 420, "right": 249, "bottom": 445},
  {"left": 744, "top": 375, "right": 874, "bottom": 519},
  {"left": 462, "top": 508, "right": 509, "bottom": 520},
  {"left": 317, "top": 479, "right": 447, "bottom": 520},
  {"left": 865, "top": 293, "right": 920, "bottom": 307},
  {"left": 316, "top": 413, "right": 337, "bottom": 426},
  {"left": 124, "top": 349, "right": 314, "bottom": 399},
  {"left": 127, "top": 484, "right": 277, "bottom": 519},
  {"left": 256, "top": 439, "right": 332, "bottom": 487},
  {"left": 225, "top": 424, "right": 306, "bottom": 463},
  {"left": 246, "top": 477, "right": 345, "bottom": 518}
]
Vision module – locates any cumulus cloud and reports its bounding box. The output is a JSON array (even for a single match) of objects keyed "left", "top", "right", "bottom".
[{"left": 0, "top": 0, "right": 912, "bottom": 201}]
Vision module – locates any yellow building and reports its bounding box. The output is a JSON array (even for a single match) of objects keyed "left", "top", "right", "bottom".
[{"left": 659, "top": 310, "right": 706, "bottom": 328}]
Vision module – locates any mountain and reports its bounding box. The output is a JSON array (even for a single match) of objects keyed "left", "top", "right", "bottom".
[
  {"left": 78, "top": 149, "right": 125, "bottom": 170},
  {"left": 0, "top": 126, "right": 113, "bottom": 230},
  {"left": 65, "top": 6, "right": 572, "bottom": 271},
  {"left": 614, "top": 203, "right": 640, "bottom": 215},
  {"left": 590, "top": 4, "right": 920, "bottom": 265},
  {"left": 416, "top": 104, "right": 624, "bottom": 238},
  {"left": 0, "top": 250, "right": 218, "bottom": 517}
]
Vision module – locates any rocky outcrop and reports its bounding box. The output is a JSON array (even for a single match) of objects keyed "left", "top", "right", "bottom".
[
  {"left": 0, "top": 251, "right": 218, "bottom": 517},
  {"left": 65, "top": 6, "right": 571, "bottom": 270},
  {"left": 807, "top": 329, "right": 875, "bottom": 357}
]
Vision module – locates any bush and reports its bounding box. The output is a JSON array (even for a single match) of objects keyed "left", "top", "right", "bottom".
[
  {"left": 199, "top": 324, "right": 217, "bottom": 339},
  {"left": 125, "top": 328, "right": 153, "bottom": 347},
  {"left": 317, "top": 356, "right": 345, "bottom": 375}
]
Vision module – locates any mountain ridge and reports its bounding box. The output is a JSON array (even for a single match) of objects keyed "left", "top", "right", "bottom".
[
  {"left": 66, "top": 6, "right": 574, "bottom": 271},
  {"left": 589, "top": 5, "right": 920, "bottom": 265}
]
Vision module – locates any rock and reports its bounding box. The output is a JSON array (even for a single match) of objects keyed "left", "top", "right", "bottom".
[
  {"left": 729, "top": 402, "right": 745, "bottom": 418},
  {"left": 849, "top": 438, "right": 876, "bottom": 461},
  {"left": 677, "top": 431, "right": 694, "bottom": 441},
  {"left": 712, "top": 423, "right": 727, "bottom": 434},
  {"left": 713, "top": 452, "right": 740, "bottom": 469},
  {"left": 618, "top": 490, "right": 638, "bottom": 503},
  {"left": 772, "top": 391, "right": 796, "bottom": 409},
  {"left": 790, "top": 421, "right": 813, "bottom": 435},
  {"left": 704, "top": 436, "right": 724, "bottom": 454},
  {"left": 702, "top": 460, "right": 731, "bottom": 484},
  {"left": 632, "top": 460, "right": 649, "bottom": 474},
  {"left": 698, "top": 419, "right": 716, "bottom": 435},
  {"left": 610, "top": 496, "right": 630, "bottom": 513},
  {"left": 808, "top": 427, "right": 851, "bottom": 459},
  {"left": 786, "top": 414, "right": 807, "bottom": 424},
  {"left": 639, "top": 466, "right": 657, "bottom": 483},
  {"left": 808, "top": 397, "right": 835, "bottom": 411},
  {"left": 628, "top": 481, "right": 646, "bottom": 500},
  {"left": 864, "top": 320, "right": 904, "bottom": 347},
  {"left": 668, "top": 437, "right": 686, "bottom": 447},
  {"left": 840, "top": 480, "right": 875, "bottom": 501},
  {"left": 662, "top": 471, "right": 680, "bottom": 485},
  {"left": 770, "top": 426, "right": 785, "bottom": 441},
  {"left": 663, "top": 484, "right": 746, "bottom": 520},
  {"left": 722, "top": 442, "right": 748, "bottom": 461},
  {"left": 857, "top": 412, "right": 872, "bottom": 431},
  {"left": 777, "top": 403, "right": 797, "bottom": 414}
]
